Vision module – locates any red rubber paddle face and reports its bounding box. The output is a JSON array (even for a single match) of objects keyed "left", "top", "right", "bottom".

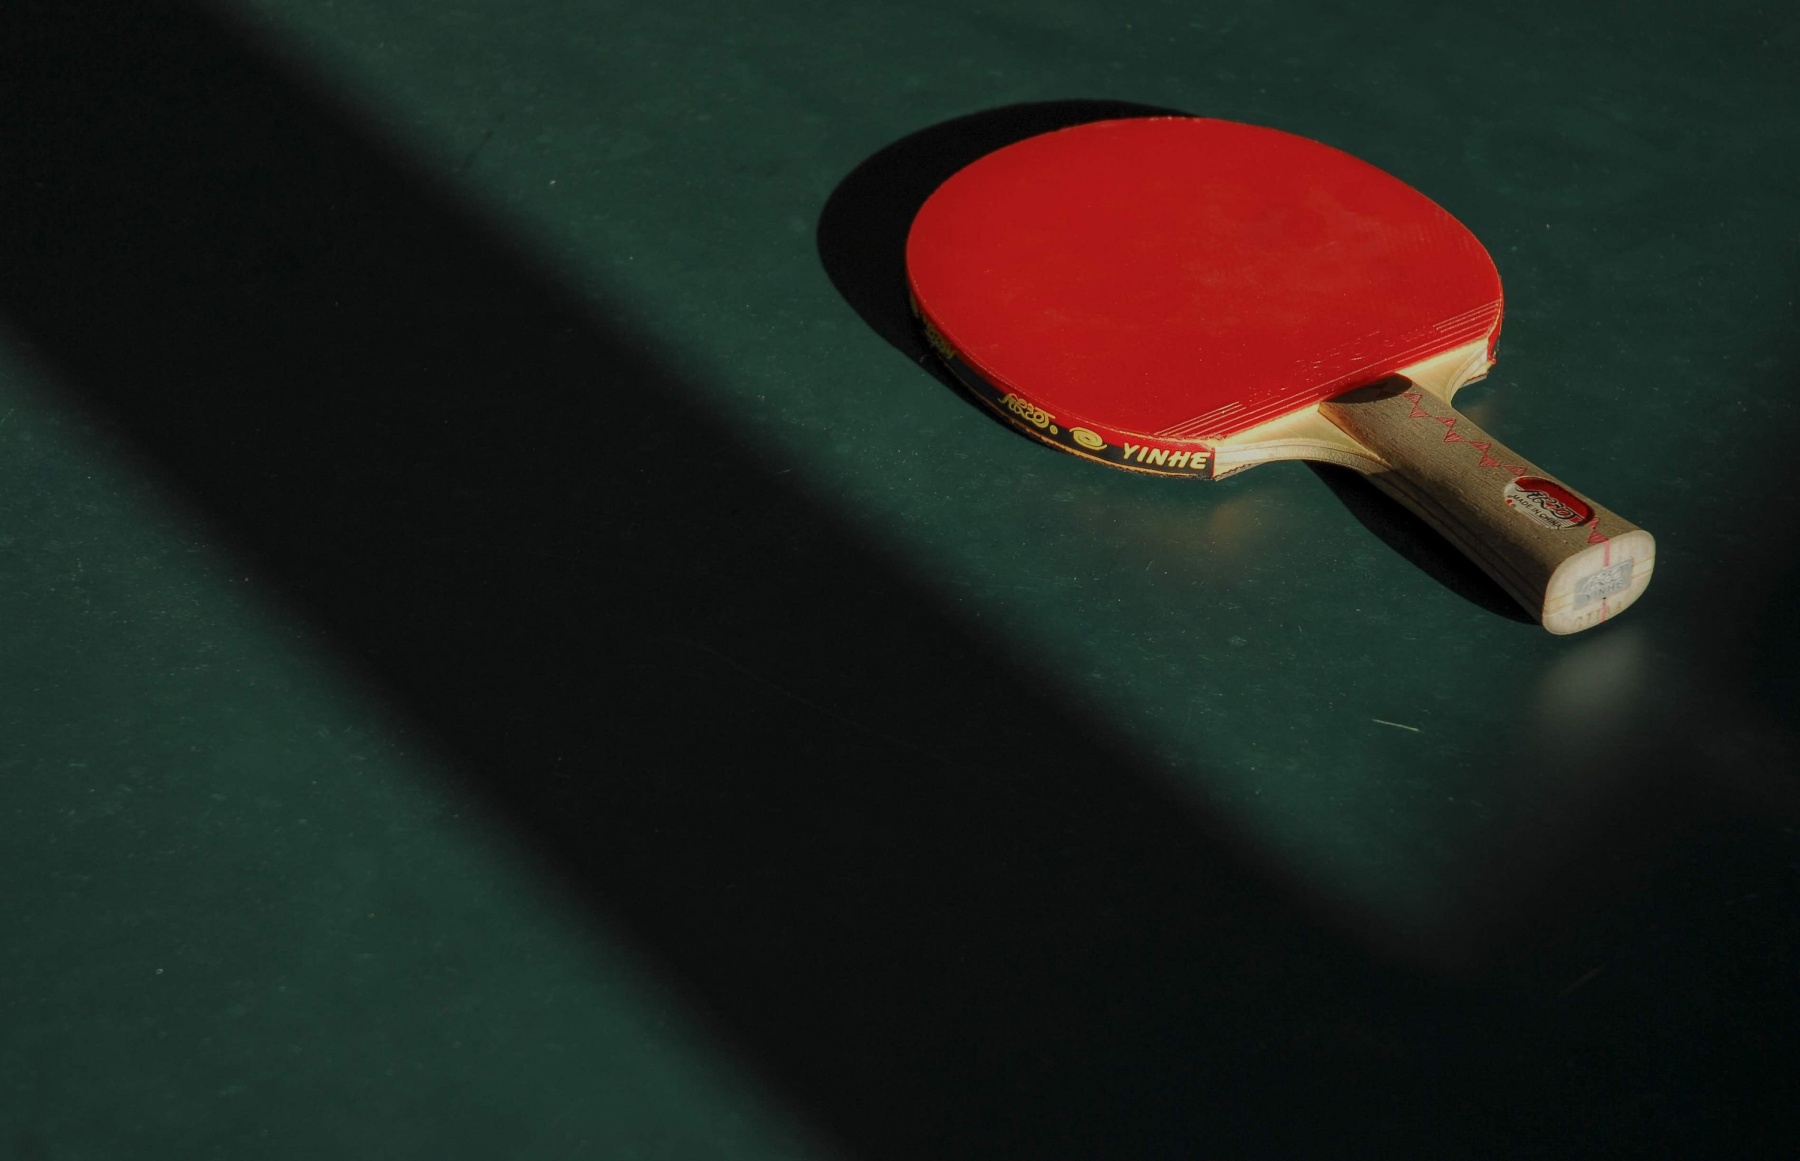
[{"left": 906, "top": 118, "right": 1502, "bottom": 457}]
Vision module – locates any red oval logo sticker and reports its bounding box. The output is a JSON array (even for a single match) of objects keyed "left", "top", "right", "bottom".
[{"left": 1504, "top": 476, "right": 1592, "bottom": 530}]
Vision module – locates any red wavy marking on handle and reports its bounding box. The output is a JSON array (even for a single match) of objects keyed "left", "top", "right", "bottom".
[{"left": 1401, "top": 392, "right": 1550, "bottom": 488}]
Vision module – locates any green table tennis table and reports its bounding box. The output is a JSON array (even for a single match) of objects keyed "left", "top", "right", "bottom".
[{"left": 4, "top": 0, "right": 1796, "bottom": 1156}]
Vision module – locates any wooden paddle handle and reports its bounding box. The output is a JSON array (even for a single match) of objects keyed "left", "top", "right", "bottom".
[{"left": 1319, "top": 379, "right": 1655, "bottom": 634}]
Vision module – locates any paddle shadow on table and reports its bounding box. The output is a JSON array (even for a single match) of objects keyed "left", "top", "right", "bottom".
[{"left": 817, "top": 102, "right": 1530, "bottom": 624}]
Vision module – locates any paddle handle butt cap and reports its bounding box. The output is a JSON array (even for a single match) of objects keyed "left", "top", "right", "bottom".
[{"left": 1319, "top": 380, "right": 1654, "bottom": 634}]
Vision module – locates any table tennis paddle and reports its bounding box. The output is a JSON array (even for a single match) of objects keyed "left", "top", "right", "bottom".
[{"left": 905, "top": 116, "right": 1653, "bottom": 634}]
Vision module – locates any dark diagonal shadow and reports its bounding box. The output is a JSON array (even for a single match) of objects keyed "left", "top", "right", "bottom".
[
  {"left": 4, "top": 7, "right": 1795, "bottom": 1158},
  {"left": 818, "top": 104, "right": 1528, "bottom": 622}
]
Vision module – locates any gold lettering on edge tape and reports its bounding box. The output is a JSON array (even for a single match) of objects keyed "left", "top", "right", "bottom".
[{"left": 918, "top": 314, "right": 1213, "bottom": 477}]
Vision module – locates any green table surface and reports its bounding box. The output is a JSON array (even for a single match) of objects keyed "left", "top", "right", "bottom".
[{"left": 4, "top": 0, "right": 1797, "bottom": 1156}]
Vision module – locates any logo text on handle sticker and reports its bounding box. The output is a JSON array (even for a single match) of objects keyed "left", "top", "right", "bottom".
[{"left": 1505, "top": 476, "right": 1592, "bottom": 530}]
